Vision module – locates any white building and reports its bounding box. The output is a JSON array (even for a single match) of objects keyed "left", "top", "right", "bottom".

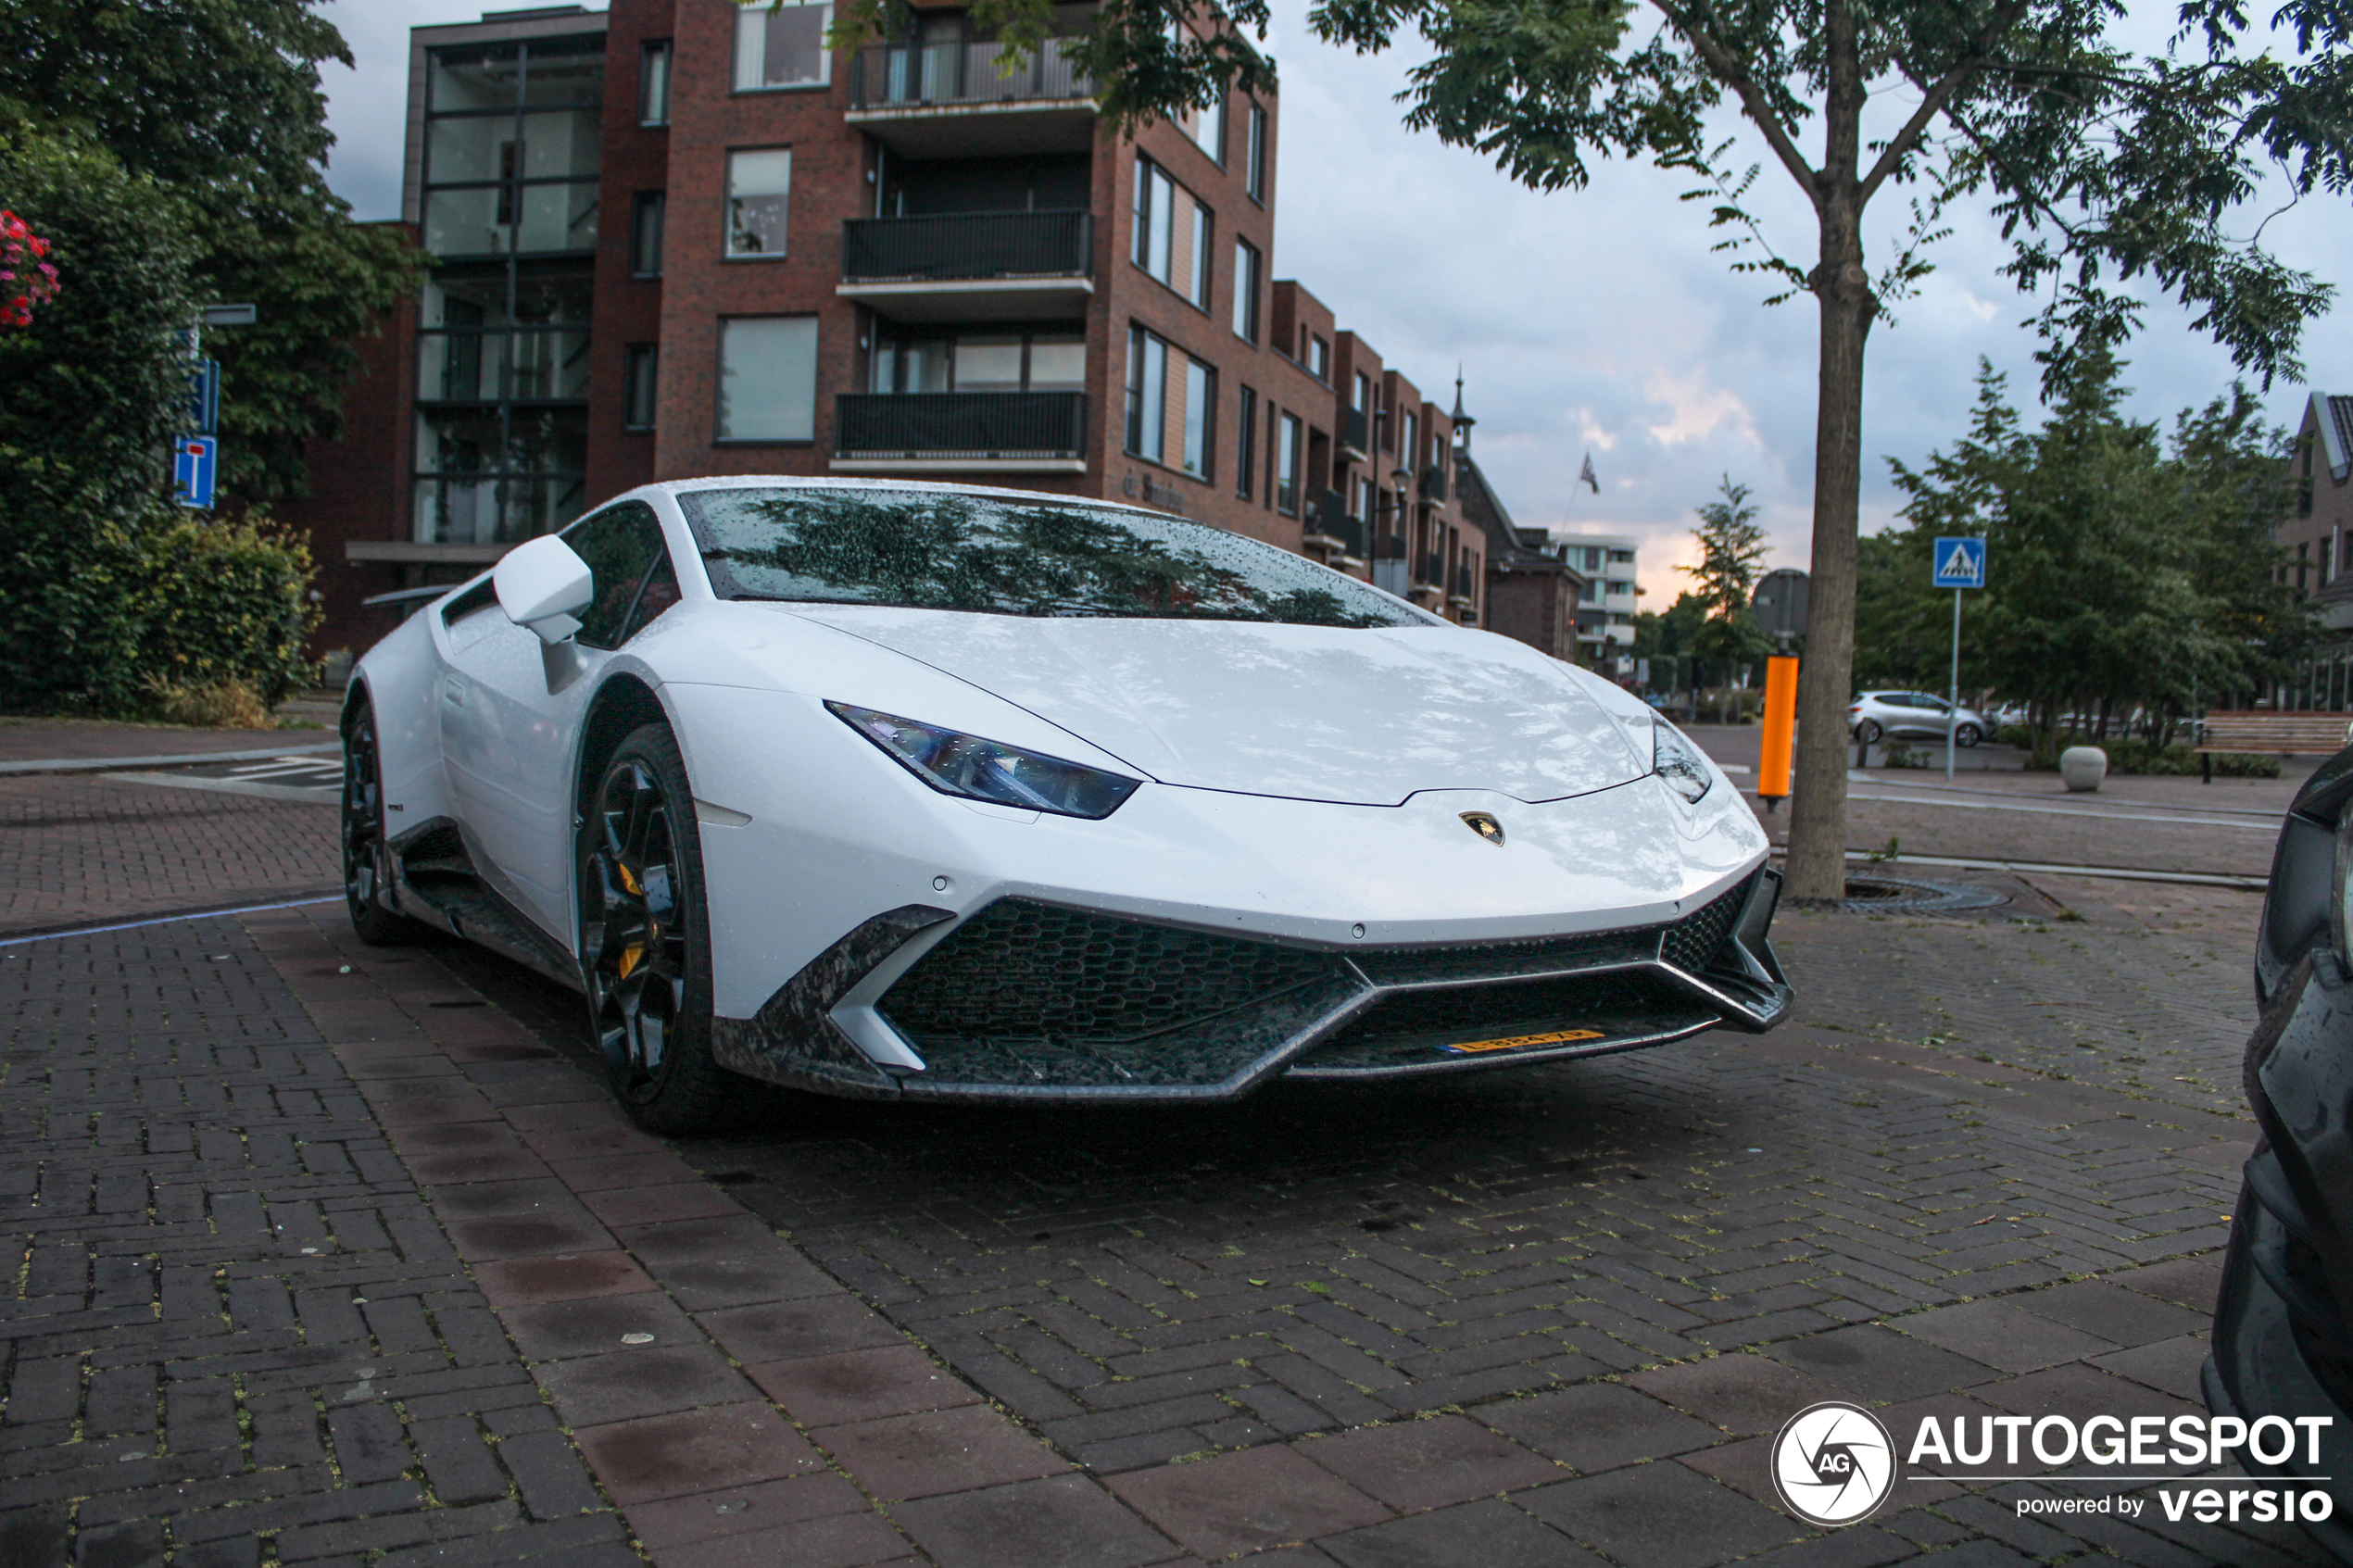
[{"left": 1552, "top": 533, "right": 1641, "bottom": 658}]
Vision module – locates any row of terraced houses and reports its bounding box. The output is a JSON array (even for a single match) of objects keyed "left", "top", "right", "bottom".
[{"left": 287, "top": 0, "right": 1611, "bottom": 666}]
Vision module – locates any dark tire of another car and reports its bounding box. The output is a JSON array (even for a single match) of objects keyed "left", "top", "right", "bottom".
[
  {"left": 579, "top": 722, "right": 742, "bottom": 1135},
  {"left": 342, "top": 699, "right": 432, "bottom": 947},
  {"left": 1854, "top": 719, "right": 1881, "bottom": 745},
  {"left": 1954, "top": 723, "right": 1982, "bottom": 747}
]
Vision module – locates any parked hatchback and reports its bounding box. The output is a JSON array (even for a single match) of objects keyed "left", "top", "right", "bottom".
[{"left": 1848, "top": 690, "right": 1991, "bottom": 746}]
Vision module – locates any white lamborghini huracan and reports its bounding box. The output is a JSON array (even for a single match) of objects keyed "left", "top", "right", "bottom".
[{"left": 345, "top": 479, "right": 1789, "bottom": 1131}]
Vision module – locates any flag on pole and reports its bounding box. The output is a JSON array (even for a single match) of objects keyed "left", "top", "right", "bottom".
[{"left": 1579, "top": 452, "right": 1600, "bottom": 494}]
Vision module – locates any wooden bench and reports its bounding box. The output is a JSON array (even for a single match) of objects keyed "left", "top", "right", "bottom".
[{"left": 2197, "top": 710, "right": 2353, "bottom": 781}]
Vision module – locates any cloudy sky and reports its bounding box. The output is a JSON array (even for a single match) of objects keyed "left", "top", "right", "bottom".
[{"left": 315, "top": 0, "right": 2353, "bottom": 604}]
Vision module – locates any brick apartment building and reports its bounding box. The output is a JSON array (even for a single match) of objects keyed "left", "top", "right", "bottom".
[{"left": 287, "top": 1, "right": 1507, "bottom": 659}]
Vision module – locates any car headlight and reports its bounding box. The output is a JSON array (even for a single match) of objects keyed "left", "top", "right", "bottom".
[
  {"left": 1652, "top": 720, "right": 1714, "bottom": 805},
  {"left": 827, "top": 702, "right": 1142, "bottom": 819}
]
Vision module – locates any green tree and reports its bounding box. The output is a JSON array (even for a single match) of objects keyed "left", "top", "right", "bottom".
[
  {"left": 1677, "top": 479, "right": 1775, "bottom": 716},
  {"left": 1877, "top": 357, "right": 2309, "bottom": 740},
  {"left": 927, "top": 0, "right": 2350, "bottom": 897},
  {"left": 0, "top": 0, "right": 418, "bottom": 501}
]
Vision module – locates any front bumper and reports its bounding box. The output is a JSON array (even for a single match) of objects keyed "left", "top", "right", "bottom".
[{"left": 711, "top": 863, "right": 1789, "bottom": 1103}]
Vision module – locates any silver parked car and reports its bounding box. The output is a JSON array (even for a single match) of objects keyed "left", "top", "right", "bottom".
[{"left": 1848, "top": 690, "right": 1992, "bottom": 746}]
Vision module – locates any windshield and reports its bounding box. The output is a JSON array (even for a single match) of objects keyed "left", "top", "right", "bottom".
[{"left": 676, "top": 485, "right": 1430, "bottom": 629}]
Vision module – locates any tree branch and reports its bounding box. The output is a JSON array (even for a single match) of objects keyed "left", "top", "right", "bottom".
[
  {"left": 1647, "top": 0, "right": 1823, "bottom": 208},
  {"left": 1858, "top": 0, "right": 2039, "bottom": 206}
]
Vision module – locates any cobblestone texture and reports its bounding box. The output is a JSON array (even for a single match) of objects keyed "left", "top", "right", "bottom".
[
  {"left": 0, "top": 919, "right": 634, "bottom": 1564},
  {"left": 0, "top": 777, "right": 339, "bottom": 936}
]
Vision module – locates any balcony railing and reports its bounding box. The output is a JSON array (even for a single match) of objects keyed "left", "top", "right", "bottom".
[
  {"left": 1416, "top": 552, "right": 1444, "bottom": 587},
  {"left": 1453, "top": 564, "right": 1475, "bottom": 597},
  {"left": 842, "top": 211, "right": 1092, "bottom": 282},
  {"left": 1321, "top": 516, "right": 1366, "bottom": 558},
  {"left": 1374, "top": 532, "right": 1406, "bottom": 560},
  {"left": 1340, "top": 407, "right": 1369, "bottom": 457},
  {"left": 849, "top": 38, "right": 1093, "bottom": 110},
  {"left": 1420, "top": 461, "right": 1449, "bottom": 503},
  {"left": 835, "top": 392, "right": 1085, "bottom": 458}
]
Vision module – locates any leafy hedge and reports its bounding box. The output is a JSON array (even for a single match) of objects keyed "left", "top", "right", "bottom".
[
  {"left": 0, "top": 125, "right": 319, "bottom": 717},
  {"left": 2007, "top": 732, "right": 2279, "bottom": 778},
  {"left": 0, "top": 504, "right": 319, "bottom": 715}
]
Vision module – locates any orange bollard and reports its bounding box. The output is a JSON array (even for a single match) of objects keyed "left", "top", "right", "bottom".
[{"left": 1758, "top": 655, "right": 1799, "bottom": 807}]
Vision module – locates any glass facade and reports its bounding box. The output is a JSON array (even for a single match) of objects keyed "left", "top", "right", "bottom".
[{"left": 414, "top": 31, "right": 604, "bottom": 546}]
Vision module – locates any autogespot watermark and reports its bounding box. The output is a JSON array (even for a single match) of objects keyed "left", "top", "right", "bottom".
[{"left": 1769, "top": 1404, "right": 2337, "bottom": 1527}]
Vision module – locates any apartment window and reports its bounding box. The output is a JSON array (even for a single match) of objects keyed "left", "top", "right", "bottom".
[
  {"left": 639, "top": 39, "right": 673, "bottom": 124},
  {"left": 1275, "top": 412, "right": 1301, "bottom": 514},
  {"left": 1126, "top": 327, "right": 1169, "bottom": 461},
  {"left": 716, "top": 316, "right": 817, "bottom": 441},
  {"left": 1352, "top": 371, "right": 1368, "bottom": 412},
  {"left": 1403, "top": 412, "right": 1417, "bottom": 470},
  {"left": 871, "top": 329, "right": 1084, "bottom": 394},
  {"left": 1606, "top": 578, "right": 1633, "bottom": 596},
  {"left": 1609, "top": 548, "right": 1634, "bottom": 563},
  {"left": 1187, "top": 203, "right": 1212, "bottom": 308},
  {"left": 1349, "top": 473, "right": 1365, "bottom": 521},
  {"left": 630, "top": 191, "right": 664, "bottom": 276},
  {"left": 1189, "top": 92, "right": 1227, "bottom": 164},
  {"left": 1231, "top": 237, "right": 1260, "bottom": 342},
  {"left": 725, "top": 148, "right": 792, "bottom": 257},
  {"left": 1131, "top": 158, "right": 1209, "bottom": 308},
  {"left": 1181, "top": 358, "right": 1214, "bottom": 478},
  {"left": 623, "top": 344, "right": 658, "bottom": 431},
  {"left": 1132, "top": 158, "right": 1175, "bottom": 280},
  {"left": 413, "top": 31, "right": 601, "bottom": 547},
  {"left": 735, "top": 0, "right": 832, "bottom": 90},
  {"left": 1236, "top": 385, "right": 1256, "bottom": 498},
  {"left": 1245, "top": 103, "right": 1266, "bottom": 202},
  {"left": 1308, "top": 335, "right": 1328, "bottom": 380}
]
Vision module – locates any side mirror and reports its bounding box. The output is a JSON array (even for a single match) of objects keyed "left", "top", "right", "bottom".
[{"left": 494, "top": 534, "right": 595, "bottom": 646}]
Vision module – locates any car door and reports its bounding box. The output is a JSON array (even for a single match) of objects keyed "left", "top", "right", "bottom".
[{"left": 438, "top": 500, "right": 682, "bottom": 941}]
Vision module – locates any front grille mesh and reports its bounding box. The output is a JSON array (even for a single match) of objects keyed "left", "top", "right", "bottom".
[
  {"left": 880, "top": 898, "right": 1343, "bottom": 1047},
  {"left": 1661, "top": 877, "right": 1751, "bottom": 973}
]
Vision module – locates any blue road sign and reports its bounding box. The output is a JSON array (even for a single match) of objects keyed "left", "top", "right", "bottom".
[
  {"left": 1932, "top": 536, "right": 1987, "bottom": 589},
  {"left": 173, "top": 435, "right": 218, "bottom": 509}
]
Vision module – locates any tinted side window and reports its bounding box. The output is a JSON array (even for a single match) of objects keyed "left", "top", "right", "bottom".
[
  {"left": 560, "top": 501, "right": 673, "bottom": 649},
  {"left": 622, "top": 551, "right": 680, "bottom": 643}
]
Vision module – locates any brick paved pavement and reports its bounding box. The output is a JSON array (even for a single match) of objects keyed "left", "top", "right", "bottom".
[
  {"left": 2, "top": 757, "right": 2338, "bottom": 1564},
  {"left": 0, "top": 777, "right": 338, "bottom": 938}
]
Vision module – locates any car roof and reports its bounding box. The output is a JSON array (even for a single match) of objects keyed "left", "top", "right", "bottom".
[{"left": 629, "top": 474, "right": 1181, "bottom": 528}]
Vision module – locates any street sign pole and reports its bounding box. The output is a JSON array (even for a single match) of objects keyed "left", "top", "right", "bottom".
[
  {"left": 1948, "top": 588, "right": 1962, "bottom": 784},
  {"left": 1930, "top": 537, "right": 1988, "bottom": 784}
]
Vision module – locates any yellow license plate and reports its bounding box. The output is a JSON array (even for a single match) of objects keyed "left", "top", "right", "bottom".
[{"left": 1441, "top": 1028, "right": 1606, "bottom": 1056}]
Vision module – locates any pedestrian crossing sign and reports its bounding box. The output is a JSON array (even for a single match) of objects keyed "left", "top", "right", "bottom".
[{"left": 1932, "top": 536, "right": 1986, "bottom": 589}]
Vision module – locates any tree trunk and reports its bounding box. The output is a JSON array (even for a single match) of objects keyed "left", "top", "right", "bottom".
[
  {"left": 1783, "top": 0, "right": 1870, "bottom": 902},
  {"left": 1783, "top": 248, "right": 1872, "bottom": 887}
]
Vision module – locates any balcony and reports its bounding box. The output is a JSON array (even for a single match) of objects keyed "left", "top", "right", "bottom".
[
  {"left": 1340, "top": 407, "right": 1369, "bottom": 459},
  {"left": 832, "top": 392, "right": 1086, "bottom": 474},
  {"left": 1415, "top": 552, "right": 1444, "bottom": 589},
  {"left": 1420, "top": 461, "right": 1448, "bottom": 503},
  {"left": 839, "top": 211, "right": 1093, "bottom": 321},
  {"left": 1303, "top": 491, "right": 1364, "bottom": 559},
  {"left": 847, "top": 39, "right": 1096, "bottom": 157},
  {"left": 1451, "top": 563, "right": 1476, "bottom": 604}
]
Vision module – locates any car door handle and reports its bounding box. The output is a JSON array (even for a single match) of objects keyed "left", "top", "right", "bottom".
[{"left": 443, "top": 674, "right": 468, "bottom": 709}]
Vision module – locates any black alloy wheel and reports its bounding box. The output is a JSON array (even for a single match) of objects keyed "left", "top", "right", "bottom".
[
  {"left": 1955, "top": 722, "right": 1982, "bottom": 747},
  {"left": 1854, "top": 719, "right": 1882, "bottom": 745},
  {"left": 342, "top": 702, "right": 425, "bottom": 946},
  {"left": 579, "top": 723, "right": 737, "bottom": 1132}
]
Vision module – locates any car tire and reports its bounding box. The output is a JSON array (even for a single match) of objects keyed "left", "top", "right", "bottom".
[
  {"left": 1854, "top": 719, "right": 1881, "bottom": 745},
  {"left": 1954, "top": 723, "right": 1982, "bottom": 747},
  {"left": 579, "top": 722, "right": 742, "bottom": 1134},
  {"left": 342, "top": 700, "right": 431, "bottom": 947}
]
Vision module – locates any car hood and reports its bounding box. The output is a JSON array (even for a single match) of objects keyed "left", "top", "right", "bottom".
[{"left": 769, "top": 606, "right": 1652, "bottom": 807}]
